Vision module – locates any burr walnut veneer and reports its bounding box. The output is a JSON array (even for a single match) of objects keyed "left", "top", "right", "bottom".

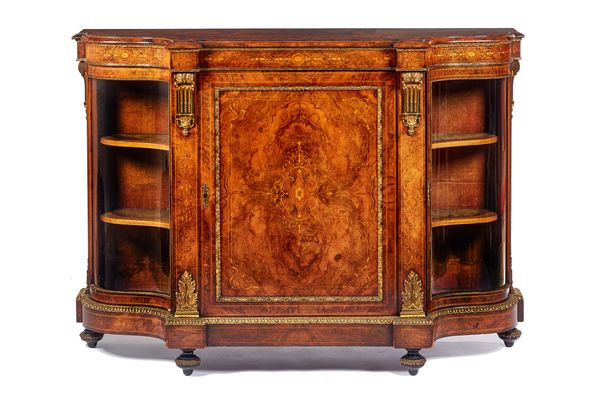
[{"left": 74, "top": 29, "right": 524, "bottom": 375}]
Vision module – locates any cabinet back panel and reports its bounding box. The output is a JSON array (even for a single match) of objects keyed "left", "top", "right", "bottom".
[
  {"left": 432, "top": 224, "right": 502, "bottom": 294},
  {"left": 94, "top": 80, "right": 169, "bottom": 135},
  {"left": 98, "top": 225, "right": 170, "bottom": 293},
  {"left": 101, "top": 148, "right": 169, "bottom": 211},
  {"left": 431, "top": 147, "right": 489, "bottom": 210},
  {"left": 431, "top": 80, "right": 487, "bottom": 134}
]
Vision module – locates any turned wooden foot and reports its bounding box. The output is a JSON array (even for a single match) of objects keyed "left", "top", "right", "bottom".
[
  {"left": 175, "top": 349, "right": 201, "bottom": 376},
  {"left": 400, "top": 348, "right": 426, "bottom": 376},
  {"left": 80, "top": 329, "right": 104, "bottom": 348},
  {"left": 498, "top": 328, "right": 522, "bottom": 347}
]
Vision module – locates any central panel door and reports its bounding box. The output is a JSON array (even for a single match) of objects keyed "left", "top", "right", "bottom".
[{"left": 200, "top": 71, "right": 397, "bottom": 316}]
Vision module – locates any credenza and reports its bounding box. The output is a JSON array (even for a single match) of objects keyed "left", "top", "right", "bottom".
[{"left": 74, "top": 29, "right": 524, "bottom": 375}]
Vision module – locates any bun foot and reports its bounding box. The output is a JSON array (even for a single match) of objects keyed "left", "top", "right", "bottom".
[
  {"left": 80, "top": 329, "right": 104, "bottom": 348},
  {"left": 400, "top": 348, "right": 426, "bottom": 376},
  {"left": 175, "top": 349, "right": 201, "bottom": 376},
  {"left": 498, "top": 328, "right": 522, "bottom": 347}
]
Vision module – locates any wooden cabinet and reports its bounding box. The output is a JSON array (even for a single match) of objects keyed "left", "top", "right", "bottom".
[{"left": 74, "top": 29, "right": 524, "bottom": 375}]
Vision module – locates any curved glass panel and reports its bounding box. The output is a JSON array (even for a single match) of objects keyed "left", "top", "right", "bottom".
[
  {"left": 431, "top": 79, "right": 507, "bottom": 295},
  {"left": 91, "top": 79, "right": 170, "bottom": 294}
]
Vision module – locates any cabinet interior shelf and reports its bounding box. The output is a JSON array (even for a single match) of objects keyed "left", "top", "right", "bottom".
[
  {"left": 100, "top": 209, "right": 170, "bottom": 229},
  {"left": 432, "top": 133, "right": 497, "bottom": 150},
  {"left": 100, "top": 134, "right": 169, "bottom": 151},
  {"left": 432, "top": 208, "right": 497, "bottom": 228}
]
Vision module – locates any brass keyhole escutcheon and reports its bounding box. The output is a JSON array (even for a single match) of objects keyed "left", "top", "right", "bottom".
[{"left": 202, "top": 183, "right": 209, "bottom": 208}]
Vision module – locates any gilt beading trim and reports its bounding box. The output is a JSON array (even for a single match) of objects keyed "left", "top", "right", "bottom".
[
  {"left": 78, "top": 288, "right": 173, "bottom": 319},
  {"left": 77, "top": 288, "right": 522, "bottom": 326}
]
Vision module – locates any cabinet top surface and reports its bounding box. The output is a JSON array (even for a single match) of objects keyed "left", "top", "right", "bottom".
[{"left": 73, "top": 28, "right": 523, "bottom": 46}]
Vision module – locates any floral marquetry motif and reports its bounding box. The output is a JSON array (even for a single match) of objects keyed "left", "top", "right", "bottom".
[
  {"left": 269, "top": 142, "right": 323, "bottom": 233},
  {"left": 86, "top": 44, "right": 169, "bottom": 67},
  {"left": 428, "top": 43, "right": 512, "bottom": 66},
  {"left": 200, "top": 48, "right": 394, "bottom": 70}
]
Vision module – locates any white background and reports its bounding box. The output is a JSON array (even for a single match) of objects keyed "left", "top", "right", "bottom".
[{"left": 0, "top": 0, "right": 597, "bottom": 398}]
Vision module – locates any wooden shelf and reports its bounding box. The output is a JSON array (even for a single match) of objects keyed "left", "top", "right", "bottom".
[
  {"left": 432, "top": 208, "right": 497, "bottom": 228},
  {"left": 100, "top": 134, "right": 169, "bottom": 151},
  {"left": 100, "top": 209, "right": 170, "bottom": 229},
  {"left": 432, "top": 133, "right": 497, "bottom": 150}
]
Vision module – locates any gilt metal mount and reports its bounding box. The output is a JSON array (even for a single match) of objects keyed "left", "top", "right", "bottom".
[
  {"left": 174, "top": 73, "right": 195, "bottom": 136},
  {"left": 401, "top": 72, "right": 423, "bottom": 136}
]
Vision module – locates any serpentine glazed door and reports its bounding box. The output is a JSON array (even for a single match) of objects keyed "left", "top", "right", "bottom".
[{"left": 199, "top": 72, "right": 397, "bottom": 316}]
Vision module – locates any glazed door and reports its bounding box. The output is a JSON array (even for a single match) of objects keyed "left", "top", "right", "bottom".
[
  {"left": 199, "top": 72, "right": 397, "bottom": 316},
  {"left": 427, "top": 72, "right": 511, "bottom": 310},
  {"left": 90, "top": 78, "right": 171, "bottom": 307}
]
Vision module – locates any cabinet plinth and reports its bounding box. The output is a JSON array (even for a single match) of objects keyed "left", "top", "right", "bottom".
[{"left": 74, "top": 28, "right": 524, "bottom": 374}]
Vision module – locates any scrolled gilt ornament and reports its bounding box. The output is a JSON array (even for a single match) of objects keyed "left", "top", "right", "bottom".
[
  {"left": 401, "top": 72, "right": 423, "bottom": 83},
  {"left": 78, "top": 60, "right": 86, "bottom": 77},
  {"left": 402, "top": 115, "right": 420, "bottom": 136},
  {"left": 174, "top": 73, "right": 195, "bottom": 85},
  {"left": 176, "top": 115, "right": 195, "bottom": 135},
  {"left": 511, "top": 60, "right": 520, "bottom": 75}
]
